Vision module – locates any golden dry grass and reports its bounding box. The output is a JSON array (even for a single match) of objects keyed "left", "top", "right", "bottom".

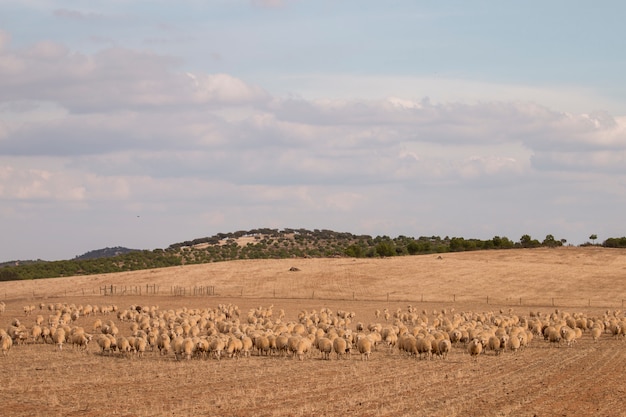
[{"left": 1, "top": 247, "right": 625, "bottom": 417}]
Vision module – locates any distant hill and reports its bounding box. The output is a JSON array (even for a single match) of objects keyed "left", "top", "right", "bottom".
[
  {"left": 74, "top": 246, "right": 140, "bottom": 260},
  {"left": 0, "top": 228, "right": 592, "bottom": 282}
]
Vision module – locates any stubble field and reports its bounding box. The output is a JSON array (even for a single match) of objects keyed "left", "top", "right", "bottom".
[{"left": 1, "top": 247, "right": 626, "bottom": 417}]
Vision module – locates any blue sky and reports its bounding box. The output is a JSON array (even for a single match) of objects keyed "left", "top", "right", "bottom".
[{"left": 1, "top": 0, "right": 626, "bottom": 260}]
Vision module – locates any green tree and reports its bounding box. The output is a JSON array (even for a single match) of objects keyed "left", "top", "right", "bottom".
[{"left": 589, "top": 234, "right": 598, "bottom": 245}]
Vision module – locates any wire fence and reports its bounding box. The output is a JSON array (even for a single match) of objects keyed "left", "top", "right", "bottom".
[{"left": 3, "top": 285, "right": 626, "bottom": 309}]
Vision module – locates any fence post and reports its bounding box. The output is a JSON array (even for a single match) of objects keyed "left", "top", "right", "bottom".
[
  {"left": 486, "top": 296, "right": 489, "bottom": 304},
  {"left": 453, "top": 294, "right": 456, "bottom": 302}
]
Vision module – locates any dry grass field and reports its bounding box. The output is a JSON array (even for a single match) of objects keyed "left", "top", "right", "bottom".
[{"left": 1, "top": 247, "right": 626, "bottom": 417}]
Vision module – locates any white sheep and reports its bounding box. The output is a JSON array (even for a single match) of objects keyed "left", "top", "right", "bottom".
[
  {"left": 157, "top": 333, "right": 171, "bottom": 355},
  {"left": 52, "top": 328, "right": 66, "bottom": 351},
  {"left": 97, "top": 335, "right": 112, "bottom": 355},
  {"left": 1, "top": 334, "right": 12, "bottom": 356},
  {"left": 591, "top": 326, "right": 602, "bottom": 342},
  {"left": 316, "top": 337, "right": 333, "bottom": 360},
  {"left": 225, "top": 336, "right": 242, "bottom": 359},
  {"left": 437, "top": 339, "right": 452, "bottom": 359},
  {"left": 295, "top": 337, "right": 312, "bottom": 361},
  {"left": 70, "top": 333, "right": 92, "bottom": 351},
  {"left": 416, "top": 336, "right": 433, "bottom": 360},
  {"left": 332, "top": 337, "right": 349, "bottom": 360},
  {"left": 356, "top": 334, "right": 372, "bottom": 361},
  {"left": 467, "top": 338, "right": 482, "bottom": 358}
]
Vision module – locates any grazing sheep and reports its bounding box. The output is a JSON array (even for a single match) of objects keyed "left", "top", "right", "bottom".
[
  {"left": 316, "top": 337, "right": 333, "bottom": 360},
  {"left": 225, "top": 336, "right": 243, "bottom": 359},
  {"left": 547, "top": 328, "right": 561, "bottom": 346},
  {"left": 437, "top": 339, "right": 452, "bottom": 359},
  {"left": 487, "top": 336, "right": 504, "bottom": 356},
  {"left": 332, "top": 337, "right": 349, "bottom": 360},
  {"left": 356, "top": 335, "right": 372, "bottom": 361},
  {"left": 591, "top": 327, "right": 602, "bottom": 342},
  {"left": 507, "top": 334, "right": 521, "bottom": 352},
  {"left": 241, "top": 336, "right": 253, "bottom": 357},
  {"left": 52, "top": 328, "right": 66, "bottom": 351},
  {"left": 275, "top": 335, "right": 290, "bottom": 357},
  {"left": 134, "top": 337, "right": 148, "bottom": 357},
  {"left": 416, "top": 336, "right": 433, "bottom": 360},
  {"left": 30, "top": 325, "right": 43, "bottom": 343},
  {"left": 97, "top": 335, "right": 112, "bottom": 355},
  {"left": 1, "top": 334, "right": 13, "bottom": 356},
  {"left": 157, "top": 334, "right": 171, "bottom": 355},
  {"left": 117, "top": 337, "right": 132, "bottom": 357},
  {"left": 209, "top": 336, "right": 226, "bottom": 360},
  {"left": 70, "top": 333, "right": 92, "bottom": 351},
  {"left": 254, "top": 335, "right": 271, "bottom": 356},
  {"left": 295, "top": 337, "right": 312, "bottom": 361}
]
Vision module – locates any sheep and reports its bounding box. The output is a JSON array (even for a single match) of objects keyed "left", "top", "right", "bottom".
[
  {"left": 507, "top": 334, "right": 521, "bottom": 353},
  {"left": 52, "top": 328, "right": 66, "bottom": 351},
  {"left": 275, "top": 334, "right": 290, "bottom": 357},
  {"left": 316, "top": 337, "right": 333, "bottom": 360},
  {"left": 287, "top": 335, "right": 302, "bottom": 358},
  {"left": 1, "top": 334, "right": 13, "bottom": 356},
  {"left": 97, "top": 335, "right": 112, "bottom": 355},
  {"left": 332, "top": 337, "right": 349, "bottom": 360},
  {"left": 30, "top": 325, "right": 43, "bottom": 343},
  {"left": 416, "top": 336, "right": 433, "bottom": 360},
  {"left": 134, "top": 337, "right": 148, "bottom": 357},
  {"left": 356, "top": 334, "right": 372, "bottom": 361},
  {"left": 209, "top": 336, "right": 226, "bottom": 360},
  {"left": 467, "top": 338, "right": 483, "bottom": 358},
  {"left": 70, "top": 333, "right": 92, "bottom": 351},
  {"left": 560, "top": 326, "right": 577, "bottom": 347},
  {"left": 253, "top": 335, "right": 271, "bottom": 356},
  {"left": 157, "top": 334, "right": 171, "bottom": 355},
  {"left": 295, "top": 337, "right": 312, "bottom": 361},
  {"left": 117, "top": 337, "right": 132, "bottom": 357},
  {"left": 591, "top": 326, "right": 602, "bottom": 342},
  {"left": 225, "top": 336, "right": 243, "bottom": 359},
  {"left": 241, "top": 335, "right": 253, "bottom": 357},
  {"left": 547, "top": 328, "right": 561, "bottom": 346},
  {"left": 437, "top": 339, "right": 452, "bottom": 359},
  {"left": 487, "top": 336, "right": 504, "bottom": 356}
]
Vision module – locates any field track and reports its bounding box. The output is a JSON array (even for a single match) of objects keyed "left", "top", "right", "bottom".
[{"left": 1, "top": 247, "right": 626, "bottom": 416}]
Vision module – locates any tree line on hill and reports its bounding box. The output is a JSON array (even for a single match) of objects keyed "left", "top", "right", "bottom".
[{"left": 1, "top": 229, "right": 623, "bottom": 281}]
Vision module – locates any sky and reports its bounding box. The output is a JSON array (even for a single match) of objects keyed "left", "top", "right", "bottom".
[{"left": 1, "top": 1, "right": 626, "bottom": 261}]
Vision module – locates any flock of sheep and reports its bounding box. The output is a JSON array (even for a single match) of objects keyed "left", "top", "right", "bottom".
[{"left": 0, "top": 300, "right": 623, "bottom": 361}]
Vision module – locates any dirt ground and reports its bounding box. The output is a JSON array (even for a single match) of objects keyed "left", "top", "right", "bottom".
[{"left": 1, "top": 247, "right": 625, "bottom": 416}]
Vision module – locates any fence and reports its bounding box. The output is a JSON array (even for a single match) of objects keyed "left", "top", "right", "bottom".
[
  {"left": 97, "top": 284, "right": 215, "bottom": 297},
  {"left": 5, "top": 286, "right": 626, "bottom": 309}
]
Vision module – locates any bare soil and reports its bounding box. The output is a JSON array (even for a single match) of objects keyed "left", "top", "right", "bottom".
[{"left": 1, "top": 247, "right": 625, "bottom": 416}]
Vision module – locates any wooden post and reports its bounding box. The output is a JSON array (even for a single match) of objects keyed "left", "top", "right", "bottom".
[
  {"left": 453, "top": 294, "right": 456, "bottom": 302},
  {"left": 519, "top": 297, "right": 522, "bottom": 305},
  {"left": 486, "top": 296, "right": 489, "bottom": 304}
]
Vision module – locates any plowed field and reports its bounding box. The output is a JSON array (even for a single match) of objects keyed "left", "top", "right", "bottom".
[{"left": 1, "top": 247, "right": 625, "bottom": 417}]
